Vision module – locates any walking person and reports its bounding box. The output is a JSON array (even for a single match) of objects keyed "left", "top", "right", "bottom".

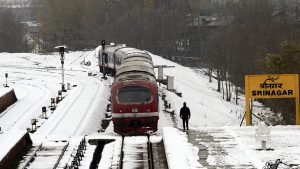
[{"left": 180, "top": 102, "right": 190, "bottom": 131}]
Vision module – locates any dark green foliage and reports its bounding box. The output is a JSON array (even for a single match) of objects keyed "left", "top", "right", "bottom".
[
  {"left": 258, "top": 41, "right": 300, "bottom": 125},
  {"left": 39, "top": 0, "right": 84, "bottom": 33},
  {"left": 264, "top": 41, "right": 300, "bottom": 74},
  {"left": 38, "top": 0, "right": 85, "bottom": 50}
]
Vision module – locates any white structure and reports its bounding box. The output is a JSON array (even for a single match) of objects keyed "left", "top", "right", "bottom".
[
  {"left": 167, "top": 76, "right": 174, "bottom": 91},
  {"left": 255, "top": 122, "right": 271, "bottom": 150},
  {"left": 67, "top": 83, "right": 71, "bottom": 90},
  {"left": 158, "top": 66, "right": 164, "bottom": 80}
]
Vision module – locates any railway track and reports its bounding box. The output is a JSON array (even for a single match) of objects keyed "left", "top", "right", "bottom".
[
  {"left": 0, "top": 82, "right": 51, "bottom": 132},
  {"left": 118, "top": 135, "right": 155, "bottom": 169},
  {"left": 18, "top": 141, "right": 69, "bottom": 169},
  {"left": 147, "top": 135, "right": 154, "bottom": 169}
]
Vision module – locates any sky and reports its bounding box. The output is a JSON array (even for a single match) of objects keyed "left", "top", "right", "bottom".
[{"left": 0, "top": 48, "right": 299, "bottom": 168}]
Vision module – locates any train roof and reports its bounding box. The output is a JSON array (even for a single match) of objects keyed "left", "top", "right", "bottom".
[
  {"left": 104, "top": 46, "right": 150, "bottom": 62},
  {"left": 104, "top": 45, "right": 128, "bottom": 54},
  {"left": 122, "top": 57, "right": 153, "bottom": 64},
  {"left": 123, "top": 53, "right": 152, "bottom": 62},
  {"left": 101, "top": 44, "right": 148, "bottom": 55},
  {"left": 123, "top": 52, "right": 151, "bottom": 60},
  {"left": 113, "top": 72, "right": 157, "bottom": 84},
  {"left": 123, "top": 50, "right": 148, "bottom": 55},
  {"left": 116, "top": 60, "right": 155, "bottom": 76},
  {"left": 102, "top": 44, "right": 156, "bottom": 84},
  {"left": 115, "top": 49, "right": 148, "bottom": 59}
]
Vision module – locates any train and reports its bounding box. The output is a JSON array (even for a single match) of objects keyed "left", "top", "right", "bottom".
[{"left": 98, "top": 42, "right": 159, "bottom": 135}]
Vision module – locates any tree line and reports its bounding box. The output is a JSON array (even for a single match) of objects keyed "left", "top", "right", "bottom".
[
  {"left": 0, "top": 8, "right": 24, "bottom": 52},
  {"left": 203, "top": 0, "right": 300, "bottom": 124},
  {"left": 0, "top": 0, "right": 41, "bottom": 52}
]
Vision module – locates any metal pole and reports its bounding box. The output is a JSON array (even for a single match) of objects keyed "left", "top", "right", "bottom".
[
  {"left": 56, "top": 46, "right": 66, "bottom": 92},
  {"left": 5, "top": 73, "right": 8, "bottom": 87},
  {"left": 102, "top": 53, "right": 105, "bottom": 78},
  {"left": 62, "top": 59, "right": 65, "bottom": 91},
  {"left": 101, "top": 40, "right": 107, "bottom": 80},
  {"left": 98, "top": 53, "right": 101, "bottom": 73},
  {"left": 296, "top": 74, "right": 300, "bottom": 125},
  {"left": 61, "top": 52, "right": 66, "bottom": 92},
  {"left": 245, "top": 76, "right": 251, "bottom": 126}
]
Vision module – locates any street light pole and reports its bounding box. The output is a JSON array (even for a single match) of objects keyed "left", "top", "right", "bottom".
[
  {"left": 4, "top": 73, "right": 8, "bottom": 87},
  {"left": 55, "top": 45, "right": 67, "bottom": 92},
  {"left": 61, "top": 54, "right": 65, "bottom": 91},
  {"left": 101, "top": 40, "right": 108, "bottom": 80}
]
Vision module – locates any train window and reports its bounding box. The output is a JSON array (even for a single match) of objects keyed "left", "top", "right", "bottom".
[{"left": 118, "top": 86, "right": 151, "bottom": 104}]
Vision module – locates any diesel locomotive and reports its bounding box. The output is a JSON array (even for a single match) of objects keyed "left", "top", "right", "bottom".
[{"left": 99, "top": 42, "right": 159, "bottom": 135}]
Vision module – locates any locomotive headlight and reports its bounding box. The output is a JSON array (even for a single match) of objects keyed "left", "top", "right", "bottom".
[{"left": 132, "top": 108, "right": 138, "bottom": 113}]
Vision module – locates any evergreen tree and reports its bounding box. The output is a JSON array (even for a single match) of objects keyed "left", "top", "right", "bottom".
[{"left": 264, "top": 41, "right": 300, "bottom": 74}]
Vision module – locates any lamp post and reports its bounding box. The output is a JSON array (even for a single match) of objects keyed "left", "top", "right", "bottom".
[
  {"left": 4, "top": 73, "right": 8, "bottom": 87},
  {"left": 55, "top": 45, "right": 67, "bottom": 92},
  {"left": 101, "top": 40, "right": 108, "bottom": 80}
]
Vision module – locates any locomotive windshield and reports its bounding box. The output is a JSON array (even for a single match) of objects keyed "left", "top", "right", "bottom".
[{"left": 118, "top": 86, "right": 151, "bottom": 104}]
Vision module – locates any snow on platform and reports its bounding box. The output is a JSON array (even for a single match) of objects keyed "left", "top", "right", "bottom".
[
  {"left": 162, "top": 127, "right": 204, "bottom": 169},
  {"left": 162, "top": 126, "right": 300, "bottom": 168},
  {"left": 227, "top": 126, "right": 300, "bottom": 168},
  {"left": 0, "top": 129, "right": 27, "bottom": 161},
  {"left": 187, "top": 126, "right": 300, "bottom": 168},
  {"left": 86, "top": 133, "right": 119, "bottom": 169},
  {"left": 0, "top": 87, "right": 13, "bottom": 98}
]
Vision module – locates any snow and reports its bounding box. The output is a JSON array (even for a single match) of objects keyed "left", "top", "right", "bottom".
[
  {"left": 0, "top": 48, "right": 299, "bottom": 168},
  {"left": 163, "top": 127, "right": 204, "bottom": 169},
  {"left": 0, "top": 129, "right": 27, "bottom": 161},
  {"left": 0, "top": 87, "right": 12, "bottom": 97},
  {"left": 150, "top": 52, "right": 242, "bottom": 127},
  {"left": 27, "top": 141, "right": 68, "bottom": 169},
  {"left": 226, "top": 126, "right": 300, "bottom": 168},
  {"left": 97, "top": 141, "right": 115, "bottom": 169},
  {"left": 149, "top": 52, "right": 300, "bottom": 168}
]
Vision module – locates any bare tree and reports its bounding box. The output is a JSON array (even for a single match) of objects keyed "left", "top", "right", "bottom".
[{"left": 0, "top": 9, "right": 24, "bottom": 52}]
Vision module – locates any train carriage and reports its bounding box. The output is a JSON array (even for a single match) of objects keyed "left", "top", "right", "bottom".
[{"left": 99, "top": 43, "right": 159, "bottom": 135}]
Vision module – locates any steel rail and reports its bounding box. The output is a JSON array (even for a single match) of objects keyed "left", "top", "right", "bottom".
[
  {"left": 118, "top": 135, "right": 125, "bottom": 169},
  {"left": 53, "top": 142, "right": 69, "bottom": 169},
  {"left": 147, "top": 135, "right": 154, "bottom": 169}
]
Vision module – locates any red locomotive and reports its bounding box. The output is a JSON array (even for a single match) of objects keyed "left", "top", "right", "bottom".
[{"left": 99, "top": 42, "right": 159, "bottom": 135}]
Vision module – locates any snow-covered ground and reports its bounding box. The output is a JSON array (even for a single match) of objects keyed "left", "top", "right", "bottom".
[
  {"left": 148, "top": 53, "right": 300, "bottom": 169},
  {"left": 0, "top": 48, "right": 299, "bottom": 168}
]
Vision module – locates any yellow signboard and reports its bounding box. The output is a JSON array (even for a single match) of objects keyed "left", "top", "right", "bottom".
[{"left": 245, "top": 74, "right": 299, "bottom": 126}]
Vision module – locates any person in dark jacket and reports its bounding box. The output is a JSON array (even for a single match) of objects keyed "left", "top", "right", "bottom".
[{"left": 180, "top": 102, "right": 190, "bottom": 131}]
